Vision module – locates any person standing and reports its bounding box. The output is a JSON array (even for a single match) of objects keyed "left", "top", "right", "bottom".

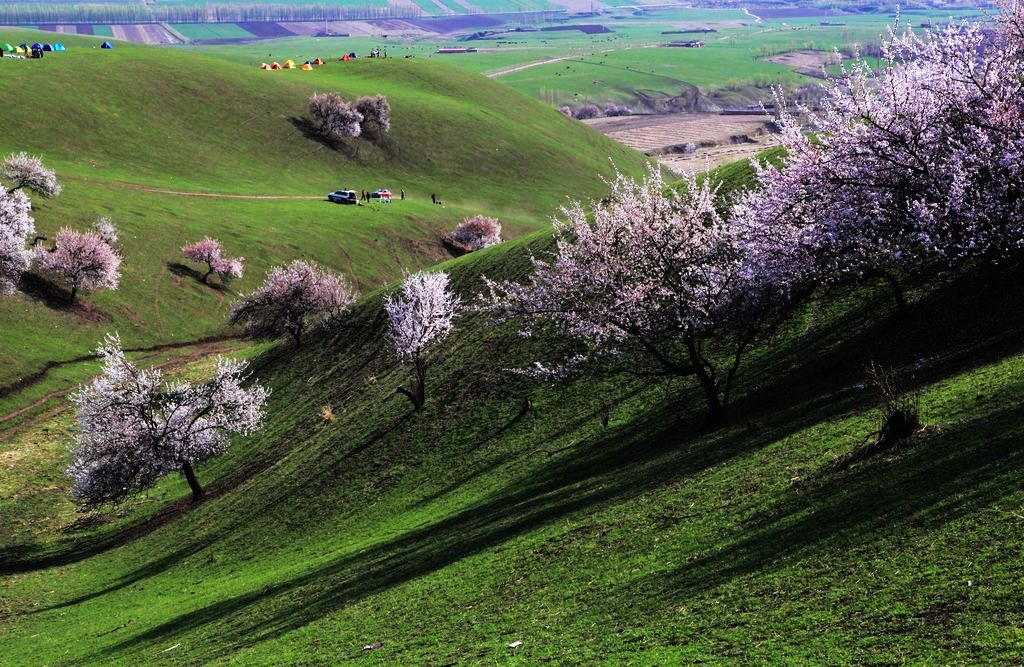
[
  {"left": 431, "top": 193, "right": 436, "bottom": 204},
  {"left": 400, "top": 189, "right": 405, "bottom": 201}
]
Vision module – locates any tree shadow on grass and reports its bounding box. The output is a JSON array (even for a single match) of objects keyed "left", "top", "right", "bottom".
[
  {"left": 85, "top": 377, "right": 871, "bottom": 663},
  {"left": 17, "top": 273, "right": 111, "bottom": 322},
  {"left": 166, "top": 262, "right": 230, "bottom": 293},
  {"left": 627, "top": 386, "right": 1024, "bottom": 617}
]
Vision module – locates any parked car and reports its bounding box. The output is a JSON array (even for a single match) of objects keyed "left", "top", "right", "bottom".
[
  {"left": 370, "top": 189, "right": 393, "bottom": 199},
  {"left": 328, "top": 190, "right": 358, "bottom": 204}
]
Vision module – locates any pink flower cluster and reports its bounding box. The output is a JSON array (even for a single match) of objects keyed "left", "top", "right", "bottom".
[{"left": 35, "top": 227, "right": 121, "bottom": 303}]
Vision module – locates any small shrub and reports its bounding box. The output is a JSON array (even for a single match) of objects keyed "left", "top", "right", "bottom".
[{"left": 447, "top": 215, "right": 502, "bottom": 253}]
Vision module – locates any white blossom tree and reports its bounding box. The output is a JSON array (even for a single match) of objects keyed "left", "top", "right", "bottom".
[
  {"left": 385, "top": 271, "right": 461, "bottom": 410},
  {"left": 68, "top": 335, "right": 269, "bottom": 505},
  {"left": 34, "top": 227, "right": 121, "bottom": 304},
  {"left": 92, "top": 217, "right": 119, "bottom": 246},
  {"left": 485, "top": 167, "right": 794, "bottom": 422},
  {"left": 182, "top": 237, "right": 245, "bottom": 285},
  {"left": 0, "top": 189, "right": 35, "bottom": 293},
  {"left": 228, "top": 259, "right": 356, "bottom": 346},
  {"left": 309, "top": 92, "right": 363, "bottom": 141},
  {"left": 355, "top": 95, "right": 391, "bottom": 142},
  {"left": 1, "top": 152, "right": 61, "bottom": 198},
  {"left": 731, "top": 10, "right": 1024, "bottom": 313}
]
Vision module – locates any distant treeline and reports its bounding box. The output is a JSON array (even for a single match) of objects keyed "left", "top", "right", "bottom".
[{"left": 0, "top": 3, "right": 424, "bottom": 25}]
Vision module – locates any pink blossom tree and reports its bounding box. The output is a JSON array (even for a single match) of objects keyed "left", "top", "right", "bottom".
[
  {"left": 34, "top": 227, "right": 121, "bottom": 304},
  {"left": 485, "top": 167, "right": 793, "bottom": 422},
  {"left": 732, "top": 10, "right": 1024, "bottom": 312},
  {"left": 451, "top": 215, "right": 502, "bottom": 252},
  {"left": 385, "top": 271, "right": 461, "bottom": 410},
  {"left": 0, "top": 189, "right": 35, "bottom": 293},
  {"left": 355, "top": 95, "right": 391, "bottom": 141},
  {"left": 228, "top": 259, "right": 356, "bottom": 346},
  {"left": 309, "top": 92, "right": 363, "bottom": 141},
  {"left": 68, "top": 334, "right": 269, "bottom": 505},
  {"left": 1, "top": 152, "right": 61, "bottom": 197},
  {"left": 182, "top": 237, "right": 245, "bottom": 285}
]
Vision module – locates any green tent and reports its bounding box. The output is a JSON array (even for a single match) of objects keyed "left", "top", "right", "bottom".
[{"left": 1, "top": 44, "right": 14, "bottom": 53}]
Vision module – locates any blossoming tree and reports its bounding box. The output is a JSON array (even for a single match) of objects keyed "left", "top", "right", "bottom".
[
  {"left": 35, "top": 227, "right": 121, "bottom": 304},
  {"left": 68, "top": 335, "right": 269, "bottom": 505},
  {"left": 182, "top": 237, "right": 245, "bottom": 285},
  {"left": 385, "top": 271, "right": 461, "bottom": 410},
  {"left": 229, "top": 259, "right": 356, "bottom": 346},
  {"left": 1, "top": 152, "right": 62, "bottom": 198}
]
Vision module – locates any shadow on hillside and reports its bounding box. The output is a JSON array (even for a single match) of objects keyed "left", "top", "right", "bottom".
[
  {"left": 25, "top": 262, "right": 1024, "bottom": 662},
  {"left": 166, "top": 262, "right": 230, "bottom": 292},
  {"left": 629, "top": 388, "right": 1024, "bottom": 615},
  {"left": 17, "top": 273, "right": 111, "bottom": 322},
  {"left": 289, "top": 117, "right": 358, "bottom": 159}
]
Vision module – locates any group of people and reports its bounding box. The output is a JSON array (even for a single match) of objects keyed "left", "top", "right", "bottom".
[{"left": 368, "top": 47, "right": 388, "bottom": 58}]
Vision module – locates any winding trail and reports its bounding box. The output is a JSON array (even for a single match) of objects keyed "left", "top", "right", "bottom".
[
  {"left": 66, "top": 175, "right": 323, "bottom": 200},
  {"left": 0, "top": 336, "right": 245, "bottom": 426}
]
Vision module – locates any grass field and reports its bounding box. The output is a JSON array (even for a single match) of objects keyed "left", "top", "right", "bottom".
[
  {"left": 0, "top": 29, "right": 647, "bottom": 394},
  {"left": 2, "top": 188, "right": 1023, "bottom": 662}
]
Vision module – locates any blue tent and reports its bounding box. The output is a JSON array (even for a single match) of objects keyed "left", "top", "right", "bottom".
[
  {"left": 31, "top": 43, "right": 42, "bottom": 50},
  {"left": 101, "top": 41, "right": 113, "bottom": 49},
  {"left": 53, "top": 43, "right": 65, "bottom": 51},
  {"left": 42, "top": 44, "right": 53, "bottom": 51}
]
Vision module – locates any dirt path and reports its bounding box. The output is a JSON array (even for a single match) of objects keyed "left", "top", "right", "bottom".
[
  {"left": 67, "top": 175, "right": 323, "bottom": 201},
  {"left": 0, "top": 336, "right": 245, "bottom": 426}
]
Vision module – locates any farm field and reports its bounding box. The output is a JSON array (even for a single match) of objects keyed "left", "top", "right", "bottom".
[
  {"left": 585, "top": 112, "right": 779, "bottom": 172},
  {"left": 0, "top": 29, "right": 647, "bottom": 396}
]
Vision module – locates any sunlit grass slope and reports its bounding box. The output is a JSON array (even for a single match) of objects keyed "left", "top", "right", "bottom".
[
  {"left": 2, "top": 190, "right": 1023, "bottom": 663},
  {"left": 0, "top": 29, "right": 648, "bottom": 389}
]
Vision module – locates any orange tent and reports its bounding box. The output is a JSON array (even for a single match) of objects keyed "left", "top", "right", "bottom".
[
  {"left": 270, "top": 62, "right": 282, "bottom": 70},
  {"left": 259, "top": 63, "right": 271, "bottom": 70},
  {"left": 342, "top": 54, "right": 350, "bottom": 61},
  {"left": 313, "top": 58, "right": 325, "bottom": 65},
  {"left": 301, "top": 63, "right": 313, "bottom": 71}
]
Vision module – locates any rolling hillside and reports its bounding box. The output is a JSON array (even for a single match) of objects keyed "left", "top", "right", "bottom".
[
  {"left": 2, "top": 202, "right": 1023, "bottom": 663},
  {"left": 0, "top": 30, "right": 647, "bottom": 391}
]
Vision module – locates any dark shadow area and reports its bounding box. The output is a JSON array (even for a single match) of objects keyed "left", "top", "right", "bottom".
[
  {"left": 166, "top": 262, "right": 230, "bottom": 293},
  {"left": 16, "top": 272, "right": 111, "bottom": 322},
  {"left": 288, "top": 117, "right": 358, "bottom": 159}
]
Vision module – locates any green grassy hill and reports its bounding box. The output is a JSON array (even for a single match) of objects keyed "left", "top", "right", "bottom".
[
  {"left": 2, "top": 188, "right": 1023, "bottom": 663},
  {"left": 0, "top": 30, "right": 647, "bottom": 391}
]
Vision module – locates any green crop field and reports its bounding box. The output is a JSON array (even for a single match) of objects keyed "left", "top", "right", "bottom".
[{"left": 0, "top": 29, "right": 647, "bottom": 396}]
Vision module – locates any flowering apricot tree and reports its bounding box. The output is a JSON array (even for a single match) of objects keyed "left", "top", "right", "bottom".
[
  {"left": 182, "top": 237, "right": 245, "bottom": 285},
  {"left": 229, "top": 259, "right": 356, "bottom": 346},
  {"left": 485, "top": 167, "right": 793, "bottom": 422},
  {"left": 385, "top": 271, "right": 461, "bottom": 410},
  {"left": 35, "top": 227, "right": 121, "bottom": 303},
  {"left": 68, "top": 335, "right": 268, "bottom": 505},
  {"left": 1, "top": 152, "right": 61, "bottom": 197}
]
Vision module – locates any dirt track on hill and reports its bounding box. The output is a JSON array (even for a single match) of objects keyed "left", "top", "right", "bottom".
[
  {"left": 67, "top": 175, "right": 323, "bottom": 200},
  {"left": 0, "top": 336, "right": 246, "bottom": 428}
]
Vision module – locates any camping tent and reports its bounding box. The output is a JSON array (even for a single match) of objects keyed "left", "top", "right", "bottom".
[
  {"left": 283, "top": 60, "right": 296, "bottom": 69},
  {"left": 31, "top": 43, "right": 42, "bottom": 50},
  {"left": 301, "top": 63, "right": 313, "bottom": 70},
  {"left": 304, "top": 59, "right": 314, "bottom": 65},
  {"left": 101, "top": 42, "right": 113, "bottom": 49},
  {"left": 42, "top": 44, "right": 53, "bottom": 51},
  {"left": 270, "top": 62, "right": 282, "bottom": 70},
  {"left": 1, "top": 44, "right": 13, "bottom": 53},
  {"left": 53, "top": 43, "right": 65, "bottom": 51},
  {"left": 313, "top": 58, "right": 325, "bottom": 65},
  {"left": 349, "top": 52, "right": 357, "bottom": 58},
  {"left": 341, "top": 54, "right": 350, "bottom": 61},
  {"left": 16, "top": 45, "right": 27, "bottom": 54},
  {"left": 259, "top": 63, "right": 271, "bottom": 70}
]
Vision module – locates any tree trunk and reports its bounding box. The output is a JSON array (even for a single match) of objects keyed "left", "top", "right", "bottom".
[
  {"left": 203, "top": 266, "right": 214, "bottom": 284},
  {"left": 686, "top": 336, "right": 724, "bottom": 424},
  {"left": 880, "top": 271, "right": 907, "bottom": 315},
  {"left": 69, "top": 284, "right": 78, "bottom": 304},
  {"left": 181, "top": 462, "right": 204, "bottom": 502}
]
